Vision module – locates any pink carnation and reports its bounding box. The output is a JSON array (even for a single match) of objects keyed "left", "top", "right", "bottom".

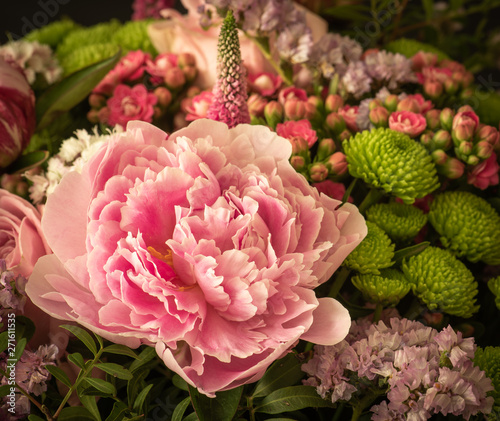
[
  {"left": 183, "top": 90, "right": 214, "bottom": 121},
  {"left": 467, "top": 153, "right": 499, "bottom": 190},
  {"left": 276, "top": 119, "right": 318, "bottom": 147},
  {"left": 389, "top": 111, "right": 427, "bottom": 138},
  {"left": 107, "top": 84, "right": 157, "bottom": 127},
  {"left": 27, "top": 120, "right": 367, "bottom": 396}
]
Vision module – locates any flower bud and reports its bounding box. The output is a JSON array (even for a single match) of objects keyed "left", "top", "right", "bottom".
[
  {"left": 425, "top": 109, "right": 441, "bottom": 131},
  {"left": 87, "top": 109, "right": 100, "bottom": 124},
  {"left": 432, "top": 130, "right": 452, "bottom": 150},
  {"left": 467, "top": 155, "right": 480, "bottom": 166},
  {"left": 439, "top": 108, "right": 455, "bottom": 131},
  {"left": 431, "top": 149, "right": 449, "bottom": 165},
  {"left": 368, "top": 106, "right": 389, "bottom": 128},
  {"left": 411, "top": 51, "right": 438, "bottom": 71},
  {"left": 247, "top": 93, "right": 267, "bottom": 117},
  {"left": 88, "top": 93, "right": 106, "bottom": 109},
  {"left": 182, "top": 65, "right": 197, "bottom": 82},
  {"left": 284, "top": 98, "right": 307, "bottom": 120},
  {"left": 177, "top": 53, "right": 196, "bottom": 68},
  {"left": 368, "top": 98, "right": 383, "bottom": 110},
  {"left": 423, "top": 79, "right": 443, "bottom": 99},
  {"left": 154, "top": 87, "right": 172, "bottom": 108},
  {"left": 444, "top": 78, "right": 459, "bottom": 95},
  {"left": 475, "top": 140, "right": 493, "bottom": 160},
  {"left": 153, "top": 106, "right": 162, "bottom": 119},
  {"left": 457, "top": 141, "right": 473, "bottom": 156},
  {"left": 164, "top": 67, "right": 186, "bottom": 90},
  {"left": 338, "top": 129, "right": 352, "bottom": 142},
  {"left": 309, "top": 162, "right": 329, "bottom": 182},
  {"left": 316, "top": 138, "right": 336, "bottom": 161},
  {"left": 290, "top": 155, "right": 306, "bottom": 172},
  {"left": 186, "top": 85, "right": 201, "bottom": 98},
  {"left": 264, "top": 100, "right": 283, "bottom": 129},
  {"left": 420, "top": 131, "right": 433, "bottom": 148},
  {"left": 438, "top": 157, "right": 465, "bottom": 179},
  {"left": 384, "top": 94, "right": 399, "bottom": 112},
  {"left": 324, "top": 94, "right": 343, "bottom": 113},
  {"left": 325, "top": 112, "right": 347, "bottom": 135},
  {"left": 452, "top": 111, "right": 478, "bottom": 143},
  {"left": 290, "top": 137, "right": 310, "bottom": 156},
  {"left": 396, "top": 97, "right": 420, "bottom": 113},
  {"left": 460, "top": 87, "right": 474, "bottom": 99},
  {"left": 326, "top": 152, "right": 348, "bottom": 176},
  {"left": 476, "top": 125, "right": 500, "bottom": 147}
]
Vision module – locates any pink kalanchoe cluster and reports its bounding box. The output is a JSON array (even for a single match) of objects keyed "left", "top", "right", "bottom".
[
  {"left": 88, "top": 50, "right": 197, "bottom": 127},
  {"left": 302, "top": 318, "right": 494, "bottom": 421},
  {"left": 206, "top": 10, "right": 250, "bottom": 128},
  {"left": 132, "top": 0, "right": 175, "bottom": 20},
  {"left": 276, "top": 119, "right": 318, "bottom": 148}
]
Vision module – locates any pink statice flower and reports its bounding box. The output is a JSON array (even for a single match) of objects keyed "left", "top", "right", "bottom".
[
  {"left": 389, "top": 111, "right": 427, "bottom": 138},
  {"left": 276, "top": 119, "right": 318, "bottom": 147},
  {"left": 0, "top": 259, "right": 27, "bottom": 316},
  {"left": 27, "top": 119, "right": 367, "bottom": 397},
  {"left": 107, "top": 84, "right": 157, "bottom": 127},
  {"left": 183, "top": 90, "right": 214, "bottom": 121},
  {"left": 467, "top": 153, "right": 499, "bottom": 190},
  {"left": 341, "top": 61, "right": 372, "bottom": 99},
  {"left": 363, "top": 50, "right": 417, "bottom": 89}
]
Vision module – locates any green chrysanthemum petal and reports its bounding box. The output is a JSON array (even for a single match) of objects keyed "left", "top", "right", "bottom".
[
  {"left": 112, "top": 20, "right": 157, "bottom": 55},
  {"left": 60, "top": 43, "right": 120, "bottom": 76},
  {"left": 366, "top": 202, "right": 427, "bottom": 243},
  {"left": 488, "top": 276, "right": 500, "bottom": 311},
  {"left": 402, "top": 246, "right": 479, "bottom": 318},
  {"left": 24, "top": 18, "right": 81, "bottom": 48},
  {"left": 343, "top": 221, "right": 395, "bottom": 274},
  {"left": 351, "top": 268, "right": 410, "bottom": 306},
  {"left": 428, "top": 191, "right": 500, "bottom": 265},
  {"left": 56, "top": 20, "right": 122, "bottom": 58},
  {"left": 474, "top": 347, "right": 500, "bottom": 408},
  {"left": 343, "top": 128, "right": 440, "bottom": 204},
  {"left": 384, "top": 38, "right": 450, "bottom": 61}
]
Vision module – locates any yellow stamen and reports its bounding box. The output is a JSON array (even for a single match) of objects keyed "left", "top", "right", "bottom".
[{"left": 147, "top": 246, "right": 174, "bottom": 266}]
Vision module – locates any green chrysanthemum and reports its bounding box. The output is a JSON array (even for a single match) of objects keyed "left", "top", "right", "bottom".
[
  {"left": 488, "top": 276, "right": 500, "bottom": 311},
  {"left": 343, "top": 221, "right": 395, "bottom": 274},
  {"left": 343, "top": 128, "right": 440, "bottom": 204},
  {"left": 474, "top": 347, "right": 500, "bottom": 409},
  {"left": 352, "top": 268, "right": 410, "bottom": 306},
  {"left": 56, "top": 20, "right": 122, "bottom": 58},
  {"left": 428, "top": 191, "right": 500, "bottom": 265},
  {"left": 366, "top": 202, "right": 427, "bottom": 243},
  {"left": 402, "top": 246, "right": 479, "bottom": 318},
  {"left": 24, "top": 18, "right": 81, "bottom": 48},
  {"left": 60, "top": 43, "right": 120, "bottom": 76},
  {"left": 384, "top": 38, "right": 450, "bottom": 61},
  {"left": 112, "top": 20, "right": 157, "bottom": 56}
]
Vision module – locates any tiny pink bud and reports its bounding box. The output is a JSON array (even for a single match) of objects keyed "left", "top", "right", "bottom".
[
  {"left": 338, "top": 129, "right": 352, "bottom": 142},
  {"left": 316, "top": 138, "right": 336, "bottom": 161},
  {"left": 87, "top": 109, "right": 100, "bottom": 124},
  {"left": 309, "top": 162, "right": 329, "bottom": 182},
  {"left": 411, "top": 51, "right": 438, "bottom": 71},
  {"left": 452, "top": 112, "right": 478, "bottom": 143},
  {"left": 443, "top": 78, "right": 459, "bottom": 95},
  {"left": 89, "top": 93, "right": 106, "bottom": 109},
  {"left": 264, "top": 100, "right": 283, "bottom": 129},
  {"left": 431, "top": 149, "right": 449, "bottom": 165},
  {"left": 425, "top": 109, "right": 441, "bottom": 131},
  {"left": 325, "top": 94, "right": 343, "bottom": 113},
  {"left": 396, "top": 97, "right": 420, "bottom": 113},
  {"left": 177, "top": 53, "right": 196, "bottom": 68},
  {"left": 369, "top": 106, "right": 389, "bottom": 128},
  {"left": 164, "top": 67, "right": 186, "bottom": 90},
  {"left": 458, "top": 141, "right": 473, "bottom": 156},
  {"left": 420, "top": 131, "right": 433, "bottom": 148},
  {"left": 187, "top": 86, "right": 201, "bottom": 98},
  {"left": 326, "top": 112, "right": 347, "bottom": 135},
  {"left": 182, "top": 65, "right": 197, "bottom": 82},
  {"left": 384, "top": 94, "right": 399, "bottom": 112},
  {"left": 432, "top": 130, "right": 452, "bottom": 150},
  {"left": 153, "top": 106, "right": 162, "bottom": 119},
  {"left": 284, "top": 98, "right": 307, "bottom": 120},
  {"left": 439, "top": 157, "right": 465, "bottom": 179},
  {"left": 439, "top": 108, "right": 455, "bottom": 131},
  {"left": 247, "top": 93, "right": 267, "bottom": 117},
  {"left": 368, "top": 99, "right": 383, "bottom": 111},
  {"left": 476, "top": 125, "right": 500, "bottom": 147},
  {"left": 154, "top": 87, "right": 172, "bottom": 108},
  {"left": 290, "top": 155, "right": 307, "bottom": 172},
  {"left": 97, "top": 106, "right": 110, "bottom": 124},
  {"left": 290, "top": 137, "right": 310, "bottom": 156},
  {"left": 326, "top": 152, "right": 348, "bottom": 176},
  {"left": 475, "top": 140, "right": 494, "bottom": 160},
  {"left": 457, "top": 105, "right": 475, "bottom": 113},
  {"left": 424, "top": 79, "right": 443, "bottom": 99},
  {"left": 467, "top": 155, "right": 480, "bottom": 166}
]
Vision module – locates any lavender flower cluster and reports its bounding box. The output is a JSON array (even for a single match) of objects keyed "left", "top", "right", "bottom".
[
  {"left": 302, "top": 317, "right": 494, "bottom": 420},
  {"left": 0, "top": 260, "right": 27, "bottom": 319}
]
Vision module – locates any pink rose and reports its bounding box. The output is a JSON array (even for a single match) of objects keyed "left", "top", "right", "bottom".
[
  {"left": 94, "top": 51, "right": 150, "bottom": 96},
  {"left": 338, "top": 105, "right": 359, "bottom": 133},
  {"left": 388, "top": 111, "right": 427, "bottom": 138},
  {"left": 276, "top": 119, "right": 318, "bottom": 147},
  {"left": 27, "top": 119, "right": 367, "bottom": 396},
  {"left": 248, "top": 72, "right": 282, "bottom": 97},
  {"left": 107, "top": 84, "right": 158, "bottom": 127},
  {"left": 0, "top": 57, "right": 36, "bottom": 168},
  {"left": 467, "top": 153, "right": 500, "bottom": 190},
  {"left": 183, "top": 90, "right": 214, "bottom": 121}
]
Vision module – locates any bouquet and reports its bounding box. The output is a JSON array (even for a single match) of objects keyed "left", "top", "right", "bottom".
[{"left": 1, "top": 1, "right": 500, "bottom": 420}]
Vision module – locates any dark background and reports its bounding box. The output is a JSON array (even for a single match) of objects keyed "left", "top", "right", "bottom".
[{"left": 0, "top": 0, "right": 138, "bottom": 44}]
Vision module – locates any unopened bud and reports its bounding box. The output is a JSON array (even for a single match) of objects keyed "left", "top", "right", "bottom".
[
  {"left": 326, "top": 112, "right": 347, "bottom": 135},
  {"left": 457, "top": 141, "right": 473, "bottom": 156},
  {"left": 431, "top": 149, "right": 448, "bottom": 165},
  {"left": 290, "top": 155, "right": 307, "bottom": 172},
  {"left": 475, "top": 140, "right": 493, "bottom": 160},
  {"left": 467, "top": 155, "right": 480, "bottom": 166},
  {"left": 247, "top": 93, "right": 267, "bottom": 117},
  {"left": 164, "top": 67, "right": 186, "bottom": 90},
  {"left": 290, "top": 137, "right": 310, "bottom": 156},
  {"left": 369, "top": 106, "right": 389, "bottom": 128},
  {"left": 424, "top": 80, "right": 443, "bottom": 99},
  {"left": 443, "top": 78, "right": 459, "bottom": 95},
  {"left": 338, "top": 129, "right": 352, "bottom": 142},
  {"left": 384, "top": 94, "right": 399, "bottom": 112},
  {"left": 154, "top": 87, "right": 172, "bottom": 108},
  {"left": 325, "top": 94, "right": 343, "bottom": 113},
  {"left": 397, "top": 97, "right": 420, "bottom": 113},
  {"left": 476, "top": 125, "right": 500, "bottom": 147},
  {"left": 316, "top": 138, "right": 336, "bottom": 161},
  {"left": 439, "top": 157, "right": 465, "bottom": 179},
  {"left": 284, "top": 98, "right": 307, "bottom": 120},
  {"left": 182, "top": 65, "right": 197, "bottom": 82},
  {"left": 432, "top": 130, "right": 452, "bottom": 150},
  {"left": 309, "top": 162, "right": 329, "bottom": 182},
  {"left": 439, "top": 108, "right": 455, "bottom": 131},
  {"left": 326, "top": 152, "right": 348, "bottom": 176},
  {"left": 368, "top": 99, "right": 383, "bottom": 111},
  {"left": 264, "top": 101, "right": 283, "bottom": 129},
  {"left": 425, "top": 109, "right": 441, "bottom": 131},
  {"left": 89, "top": 93, "right": 106, "bottom": 109},
  {"left": 177, "top": 53, "right": 196, "bottom": 68}
]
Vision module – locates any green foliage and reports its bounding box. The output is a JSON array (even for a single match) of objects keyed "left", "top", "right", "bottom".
[
  {"left": 384, "top": 37, "right": 450, "bottom": 61},
  {"left": 24, "top": 18, "right": 81, "bottom": 48}
]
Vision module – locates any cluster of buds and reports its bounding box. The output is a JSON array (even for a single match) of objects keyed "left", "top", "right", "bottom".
[
  {"left": 412, "top": 51, "right": 474, "bottom": 103},
  {"left": 87, "top": 50, "right": 197, "bottom": 128}
]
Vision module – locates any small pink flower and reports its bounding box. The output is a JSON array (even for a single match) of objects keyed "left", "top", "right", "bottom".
[
  {"left": 276, "top": 119, "right": 318, "bottom": 147},
  {"left": 467, "top": 153, "right": 499, "bottom": 190},
  {"left": 248, "top": 72, "right": 282, "bottom": 97},
  {"left": 338, "top": 105, "right": 359, "bottom": 133},
  {"left": 184, "top": 90, "right": 214, "bottom": 121},
  {"left": 417, "top": 66, "right": 452, "bottom": 84},
  {"left": 145, "top": 52, "right": 178, "bottom": 85},
  {"left": 411, "top": 51, "right": 438, "bottom": 72},
  {"left": 405, "top": 94, "right": 433, "bottom": 114},
  {"left": 107, "top": 84, "right": 157, "bottom": 127},
  {"left": 389, "top": 111, "right": 427, "bottom": 138},
  {"left": 278, "top": 86, "right": 308, "bottom": 104},
  {"left": 313, "top": 180, "right": 353, "bottom": 202},
  {"left": 452, "top": 110, "right": 480, "bottom": 142}
]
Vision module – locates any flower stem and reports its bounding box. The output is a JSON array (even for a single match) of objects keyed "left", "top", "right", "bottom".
[
  {"left": 373, "top": 303, "right": 384, "bottom": 323},
  {"left": 351, "top": 388, "right": 386, "bottom": 421},
  {"left": 358, "top": 187, "right": 384, "bottom": 214},
  {"left": 328, "top": 266, "right": 351, "bottom": 299}
]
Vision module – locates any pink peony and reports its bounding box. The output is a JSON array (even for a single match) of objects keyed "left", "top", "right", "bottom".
[
  {"left": 276, "top": 119, "right": 318, "bottom": 147},
  {"left": 183, "top": 90, "right": 214, "bottom": 121},
  {"left": 388, "top": 111, "right": 427, "bottom": 138},
  {"left": 0, "top": 57, "right": 36, "bottom": 168},
  {"left": 107, "top": 84, "right": 158, "bottom": 127},
  {"left": 27, "top": 119, "right": 367, "bottom": 396},
  {"left": 467, "top": 153, "right": 499, "bottom": 190}
]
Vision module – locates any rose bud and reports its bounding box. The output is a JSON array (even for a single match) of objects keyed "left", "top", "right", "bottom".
[
  {"left": 368, "top": 106, "right": 389, "bottom": 128},
  {"left": 325, "top": 94, "right": 343, "bottom": 113},
  {"left": 0, "top": 57, "right": 36, "bottom": 168}
]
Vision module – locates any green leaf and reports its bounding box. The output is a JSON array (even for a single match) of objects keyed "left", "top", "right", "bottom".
[
  {"left": 5, "top": 151, "right": 49, "bottom": 175},
  {"left": 336, "top": 294, "right": 374, "bottom": 319},
  {"left": 28, "top": 415, "right": 47, "bottom": 421},
  {"left": 102, "top": 344, "right": 139, "bottom": 359},
  {"left": 252, "top": 353, "right": 304, "bottom": 398},
  {"left": 183, "top": 413, "right": 199, "bottom": 421},
  {"left": 14, "top": 316, "right": 36, "bottom": 343},
  {"left": 78, "top": 395, "right": 102, "bottom": 421},
  {"left": 105, "top": 401, "right": 131, "bottom": 421},
  {"left": 83, "top": 377, "right": 117, "bottom": 395},
  {"left": 46, "top": 364, "right": 72, "bottom": 387},
  {"left": 13, "top": 337, "right": 27, "bottom": 363},
  {"left": 422, "top": 0, "right": 434, "bottom": 21},
  {"left": 0, "top": 384, "right": 13, "bottom": 397},
  {"left": 96, "top": 362, "right": 133, "bottom": 380},
  {"left": 58, "top": 406, "right": 96, "bottom": 421},
  {"left": 132, "top": 383, "right": 153, "bottom": 414},
  {"left": 127, "top": 368, "right": 148, "bottom": 407},
  {"left": 393, "top": 242, "right": 430, "bottom": 266},
  {"left": 0, "top": 331, "right": 8, "bottom": 354},
  {"left": 129, "top": 346, "right": 157, "bottom": 372},
  {"left": 172, "top": 397, "right": 191, "bottom": 421},
  {"left": 61, "top": 324, "right": 98, "bottom": 356},
  {"left": 35, "top": 50, "right": 120, "bottom": 130},
  {"left": 323, "top": 5, "right": 371, "bottom": 21},
  {"left": 172, "top": 374, "right": 189, "bottom": 392},
  {"left": 68, "top": 352, "right": 86, "bottom": 369},
  {"left": 189, "top": 385, "right": 243, "bottom": 421},
  {"left": 254, "top": 386, "right": 334, "bottom": 414}
]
